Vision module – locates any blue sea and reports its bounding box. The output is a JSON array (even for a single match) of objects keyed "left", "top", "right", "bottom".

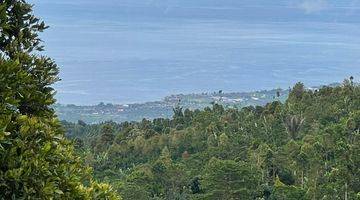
[{"left": 29, "top": 0, "right": 360, "bottom": 105}]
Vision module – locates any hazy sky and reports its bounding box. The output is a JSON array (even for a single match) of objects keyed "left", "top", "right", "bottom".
[{"left": 28, "top": 0, "right": 360, "bottom": 105}]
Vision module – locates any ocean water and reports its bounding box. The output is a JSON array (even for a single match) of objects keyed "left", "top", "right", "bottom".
[{"left": 29, "top": 0, "right": 360, "bottom": 105}]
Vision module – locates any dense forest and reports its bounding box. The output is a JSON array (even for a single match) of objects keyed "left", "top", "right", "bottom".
[
  {"left": 64, "top": 81, "right": 360, "bottom": 200},
  {"left": 1, "top": 0, "right": 360, "bottom": 199}
]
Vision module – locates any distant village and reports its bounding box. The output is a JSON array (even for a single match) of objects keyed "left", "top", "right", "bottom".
[{"left": 54, "top": 88, "right": 290, "bottom": 124}]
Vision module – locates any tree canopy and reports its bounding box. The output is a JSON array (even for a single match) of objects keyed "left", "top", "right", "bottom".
[
  {"left": 65, "top": 79, "right": 360, "bottom": 200},
  {"left": 1, "top": 1, "right": 360, "bottom": 200},
  {"left": 0, "top": 0, "right": 120, "bottom": 199}
]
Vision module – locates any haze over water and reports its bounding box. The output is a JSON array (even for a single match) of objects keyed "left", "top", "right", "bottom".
[{"left": 30, "top": 0, "right": 360, "bottom": 105}]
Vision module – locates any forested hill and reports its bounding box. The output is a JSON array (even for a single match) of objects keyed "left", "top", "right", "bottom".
[
  {"left": 64, "top": 81, "right": 360, "bottom": 199},
  {"left": 55, "top": 88, "right": 291, "bottom": 124}
]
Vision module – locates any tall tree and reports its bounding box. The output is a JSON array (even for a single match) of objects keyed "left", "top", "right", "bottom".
[
  {"left": 202, "top": 158, "right": 260, "bottom": 199},
  {"left": 0, "top": 0, "right": 120, "bottom": 199}
]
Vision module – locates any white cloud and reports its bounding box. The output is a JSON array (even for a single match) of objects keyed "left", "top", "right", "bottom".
[{"left": 298, "top": 0, "right": 328, "bottom": 13}]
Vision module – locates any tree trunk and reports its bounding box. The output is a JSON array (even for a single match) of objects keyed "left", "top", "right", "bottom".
[
  {"left": 301, "top": 171, "right": 304, "bottom": 188},
  {"left": 313, "top": 170, "right": 318, "bottom": 200},
  {"left": 345, "top": 182, "right": 348, "bottom": 200}
]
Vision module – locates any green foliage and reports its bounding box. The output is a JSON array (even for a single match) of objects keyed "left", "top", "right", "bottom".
[
  {"left": 201, "top": 158, "right": 260, "bottom": 199},
  {"left": 8, "top": 1, "right": 360, "bottom": 200},
  {"left": 67, "top": 80, "right": 360, "bottom": 199},
  {"left": 0, "top": 0, "right": 120, "bottom": 199},
  {"left": 272, "top": 177, "right": 306, "bottom": 200}
]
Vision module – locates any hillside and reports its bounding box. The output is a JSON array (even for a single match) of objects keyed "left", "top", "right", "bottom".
[
  {"left": 64, "top": 81, "right": 360, "bottom": 199},
  {"left": 3, "top": 1, "right": 360, "bottom": 199}
]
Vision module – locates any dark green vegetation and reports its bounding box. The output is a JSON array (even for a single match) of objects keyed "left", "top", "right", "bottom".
[
  {"left": 0, "top": 0, "right": 119, "bottom": 199},
  {"left": 65, "top": 81, "right": 360, "bottom": 199},
  {"left": 55, "top": 89, "right": 290, "bottom": 124},
  {"left": 2, "top": 1, "right": 360, "bottom": 200}
]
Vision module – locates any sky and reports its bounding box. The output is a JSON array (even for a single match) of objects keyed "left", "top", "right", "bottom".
[{"left": 28, "top": 0, "right": 360, "bottom": 105}]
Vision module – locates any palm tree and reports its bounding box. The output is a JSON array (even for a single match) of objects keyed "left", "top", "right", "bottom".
[{"left": 284, "top": 115, "right": 305, "bottom": 140}]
